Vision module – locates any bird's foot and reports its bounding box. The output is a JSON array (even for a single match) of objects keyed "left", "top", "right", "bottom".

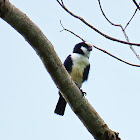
[{"left": 80, "top": 89, "right": 87, "bottom": 96}]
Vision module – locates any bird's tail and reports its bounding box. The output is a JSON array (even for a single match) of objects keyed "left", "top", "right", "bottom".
[{"left": 54, "top": 94, "right": 67, "bottom": 116}]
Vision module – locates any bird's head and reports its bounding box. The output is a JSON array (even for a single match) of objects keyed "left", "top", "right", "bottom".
[{"left": 73, "top": 41, "right": 92, "bottom": 58}]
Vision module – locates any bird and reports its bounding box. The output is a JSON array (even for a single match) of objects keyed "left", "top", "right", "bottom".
[{"left": 54, "top": 41, "right": 92, "bottom": 116}]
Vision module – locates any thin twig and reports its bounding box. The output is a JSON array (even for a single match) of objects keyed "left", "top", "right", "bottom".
[
  {"left": 98, "top": 0, "right": 140, "bottom": 60},
  {"left": 123, "top": 29, "right": 140, "bottom": 60},
  {"left": 98, "top": 0, "right": 121, "bottom": 27},
  {"left": 124, "top": 7, "right": 138, "bottom": 30},
  {"left": 93, "top": 45, "right": 140, "bottom": 67},
  {"left": 60, "top": 21, "right": 140, "bottom": 67},
  {"left": 56, "top": 0, "right": 140, "bottom": 46},
  {"left": 60, "top": 20, "right": 85, "bottom": 41}
]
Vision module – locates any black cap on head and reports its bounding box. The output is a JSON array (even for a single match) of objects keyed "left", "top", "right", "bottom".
[{"left": 73, "top": 42, "right": 92, "bottom": 54}]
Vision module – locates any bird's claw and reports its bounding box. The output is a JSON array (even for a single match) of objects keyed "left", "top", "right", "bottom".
[{"left": 80, "top": 89, "right": 87, "bottom": 96}]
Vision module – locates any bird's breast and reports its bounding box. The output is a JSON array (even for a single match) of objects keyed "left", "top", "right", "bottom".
[
  {"left": 70, "top": 61, "right": 88, "bottom": 87},
  {"left": 70, "top": 64, "right": 84, "bottom": 83},
  {"left": 70, "top": 53, "right": 90, "bottom": 87}
]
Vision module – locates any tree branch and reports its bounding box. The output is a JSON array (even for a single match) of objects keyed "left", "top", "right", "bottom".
[
  {"left": 93, "top": 45, "right": 140, "bottom": 67},
  {"left": 124, "top": 4, "right": 139, "bottom": 30},
  {"left": 132, "top": 0, "right": 140, "bottom": 10},
  {"left": 98, "top": 0, "right": 121, "bottom": 27},
  {"left": 60, "top": 21, "right": 140, "bottom": 67},
  {"left": 0, "top": 0, "right": 121, "bottom": 139},
  {"left": 60, "top": 20, "right": 85, "bottom": 41},
  {"left": 57, "top": 0, "right": 140, "bottom": 46},
  {"left": 98, "top": 0, "right": 140, "bottom": 61}
]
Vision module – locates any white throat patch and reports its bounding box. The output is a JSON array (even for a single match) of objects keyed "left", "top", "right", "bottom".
[{"left": 81, "top": 47, "right": 91, "bottom": 58}]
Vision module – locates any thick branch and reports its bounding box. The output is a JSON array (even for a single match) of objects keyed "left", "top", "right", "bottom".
[
  {"left": 0, "top": 0, "right": 121, "bottom": 139},
  {"left": 57, "top": 0, "right": 140, "bottom": 46}
]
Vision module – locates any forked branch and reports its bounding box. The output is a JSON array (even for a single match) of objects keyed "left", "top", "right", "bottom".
[
  {"left": 57, "top": 0, "right": 140, "bottom": 46},
  {"left": 60, "top": 21, "right": 140, "bottom": 67},
  {"left": 98, "top": 0, "right": 140, "bottom": 60}
]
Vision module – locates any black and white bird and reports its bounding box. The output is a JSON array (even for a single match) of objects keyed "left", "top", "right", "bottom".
[{"left": 54, "top": 41, "right": 92, "bottom": 116}]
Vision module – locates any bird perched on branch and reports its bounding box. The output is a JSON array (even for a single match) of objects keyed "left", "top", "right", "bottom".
[{"left": 54, "top": 41, "right": 92, "bottom": 116}]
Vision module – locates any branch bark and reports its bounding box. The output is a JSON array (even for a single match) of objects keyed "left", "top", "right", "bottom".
[{"left": 0, "top": 0, "right": 121, "bottom": 139}]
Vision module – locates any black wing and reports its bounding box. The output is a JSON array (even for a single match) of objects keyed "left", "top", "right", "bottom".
[
  {"left": 64, "top": 55, "right": 73, "bottom": 73},
  {"left": 83, "top": 64, "right": 90, "bottom": 82}
]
